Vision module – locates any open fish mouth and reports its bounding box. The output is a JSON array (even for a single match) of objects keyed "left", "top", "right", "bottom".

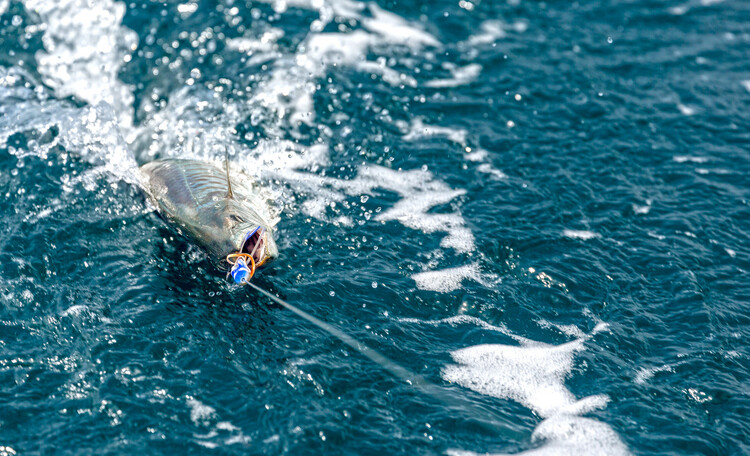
[{"left": 241, "top": 226, "right": 268, "bottom": 267}]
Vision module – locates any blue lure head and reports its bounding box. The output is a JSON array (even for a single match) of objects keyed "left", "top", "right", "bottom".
[{"left": 230, "top": 256, "right": 251, "bottom": 284}]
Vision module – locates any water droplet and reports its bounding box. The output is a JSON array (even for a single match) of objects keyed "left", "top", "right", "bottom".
[{"left": 371, "top": 282, "right": 378, "bottom": 288}]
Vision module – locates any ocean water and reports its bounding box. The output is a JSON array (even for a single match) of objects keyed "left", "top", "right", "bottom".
[{"left": 0, "top": 0, "right": 748, "bottom": 454}]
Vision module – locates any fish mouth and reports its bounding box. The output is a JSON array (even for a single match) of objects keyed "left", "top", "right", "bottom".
[{"left": 241, "top": 227, "right": 268, "bottom": 267}]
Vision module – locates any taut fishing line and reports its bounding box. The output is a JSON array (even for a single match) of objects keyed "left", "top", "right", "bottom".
[
  {"left": 246, "top": 281, "right": 526, "bottom": 439},
  {"left": 247, "top": 281, "right": 427, "bottom": 386}
]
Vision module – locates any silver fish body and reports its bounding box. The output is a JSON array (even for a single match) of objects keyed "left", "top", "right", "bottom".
[{"left": 140, "top": 158, "right": 278, "bottom": 266}]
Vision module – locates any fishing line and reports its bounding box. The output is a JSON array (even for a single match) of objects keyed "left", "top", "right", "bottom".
[
  {"left": 247, "top": 281, "right": 427, "bottom": 387},
  {"left": 246, "top": 281, "right": 527, "bottom": 439}
]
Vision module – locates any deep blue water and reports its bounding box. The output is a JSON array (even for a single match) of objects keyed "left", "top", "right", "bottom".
[{"left": 0, "top": 0, "right": 749, "bottom": 454}]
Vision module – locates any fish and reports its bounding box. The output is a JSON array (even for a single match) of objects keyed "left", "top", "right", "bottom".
[{"left": 139, "top": 157, "right": 279, "bottom": 276}]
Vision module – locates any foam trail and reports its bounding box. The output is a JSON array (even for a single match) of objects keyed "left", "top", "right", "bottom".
[
  {"left": 444, "top": 340, "right": 609, "bottom": 418},
  {"left": 478, "top": 163, "right": 508, "bottom": 179},
  {"left": 467, "top": 20, "right": 507, "bottom": 45},
  {"left": 424, "top": 64, "right": 482, "bottom": 88},
  {"left": 362, "top": 3, "right": 440, "bottom": 48},
  {"left": 271, "top": 164, "right": 474, "bottom": 253},
  {"left": 244, "top": 1, "right": 436, "bottom": 136},
  {"left": 357, "top": 60, "right": 418, "bottom": 88},
  {"left": 563, "top": 229, "right": 600, "bottom": 240},
  {"left": 439, "top": 319, "right": 630, "bottom": 455},
  {"left": 447, "top": 416, "right": 630, "bottom": 456},
  {"left": 131, "top": 86, "right": 246, "bottom": 162},
  {"left": 634, "top": 364, "right": 675, "bottom": 384},
  {"left": 24, "top": 0, "right": 138, "bottom": 131},
  {"left": 346, "top": 165, "right": 474, "bottom": 253},
  {"left": 403, "top": 118, "right": 468, "bottom": 144},
  {"left": 673, "top": 155, "right": 709, "bottom": 163},
  {"left": 412, "top": 264, "right": 483, "bottom": 292},
  {"left": 0, "top": 70, "right": 138, "bottom": 185}
]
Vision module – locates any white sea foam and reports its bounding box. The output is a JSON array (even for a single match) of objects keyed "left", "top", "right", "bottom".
[
  {"left": 424, "top": 63, "right": 482, "bottom": 88},
  {"left": 632, "top": 200, "right": 652, "bottom": 215},
  {"left": 362, "top": 3, "right": 440, "bottom": 49},
  {"left": 742, "top": 80, "right": 750, "bottom": 92},
  {"left": 248, "top": 1, "right": 438, "bottom": 132},
  {"left": 411, "top": 264, "right": 481, "bottom": 292},
  {"left": 634, "top": 364, "right": 674, "bottom": 384},
  {"left": 677, "top": 103, "right": 696, "bottom": 116},
  {"left": 255, "top": 0, "right": 364, "bottom": 26},
  {"left": 467, "top": 20, "right": 507, "bottom": 45},
  {"left": 669, "top": 0, "right": 725, "bottom": 15},
  {"left": 464, "top": 148, "right": 488, "bottom": 162},
  {"left": 668, "top": 4, "right": 690, "bottom": 15},
  {"left": 562, "top": 229, "right": 600, "bottom": 240},
  {"left": 271, "top": 165, "right": 474, "bottom": 252},
  {"left": 177, "top": 2, "right": 198, "bottom": 17},
  {"left": 187, "top": 398, "right": 217, "bottom": 427},
  {"left": 350, "top": 166, "right": 474, "bottom": 253},
  {"left": 673, "top": 155, "right": 709, "bottom": 163},
  {"left": 251, "top": 158, "right": 474, "bottom": 253},
  {"left": 444, "top": 339, "right": 601, "bottom": 417},
  {"left": 3, "top": 1, "right": 141, "bottom": 187},
  {"left": 357, "top": 60, "right": 418, "bottom": 87},
  {"left": 303, "top": 30, "right": 374, "bottom": 68},
  {"left": 403, "top": 118, "right": 468, "bottom": 144},
  {"left": 131, "top": 85, "right": 245, "bottom": 162},
  {"left": 478, "top": 163, "right": 508, "bottom": 179},
  {"left": 451, "top": 417, "right": 630, "bottom": 456},
  {"left": 510, "top": 415, "right": 629, "bottom": 456},
  {"left": 186, "top": 396, "right": 251, "bottom": 447},
  {"left": 443, "top": 322, "right": 611, "bottom": 418},
  {"left": 442, "top": 320, "right": 628, "bottom": 455},
  {"left": 536, "top": 319, "right": 587, "bottom": 339},
  {"left": 465, "top": 20, "right": 527, "bottom": 46},
  {"left": 0, "top": 76, "right": 139, "bottom": 185},
  {"left": 0, "top": 0, "right": 8, "bottom": 15},
  {"left": 225, "top": 28, "right": 284, "bottom": 54},
  {"left": 23, "top": 0, "right": 138, "bottom": 130},
  {"left": 60, "top": 305, "right": 89, "bottom": 317}
]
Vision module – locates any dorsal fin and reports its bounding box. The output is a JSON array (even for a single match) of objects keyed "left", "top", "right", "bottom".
[{"left": 225, "top": 147, "right": 234, "bottom": 199}]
